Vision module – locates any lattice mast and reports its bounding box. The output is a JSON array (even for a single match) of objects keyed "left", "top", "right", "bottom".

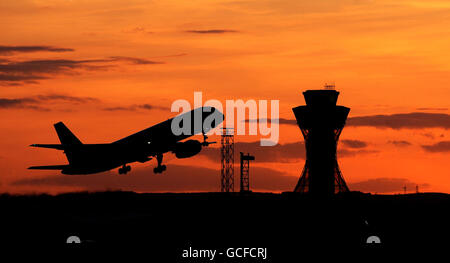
[
  {"left": 221, "top": 128, "right": 234, "bottom": 192},
  {"left": 292, "top": 85, "right": 350, "bottom": 195},
  {"left": 240, "top": 152, "right": 255, "bottom": 192}
]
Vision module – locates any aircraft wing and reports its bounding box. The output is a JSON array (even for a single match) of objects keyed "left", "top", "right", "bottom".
[
  {"left": 30, "top": 144, "right": 65, "bottom": 150},
  {"left": 28, "top": 165, "right": 69, "bottom": 170}
]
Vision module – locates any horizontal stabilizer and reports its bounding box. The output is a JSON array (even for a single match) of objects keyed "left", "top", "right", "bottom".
[
  {"left": 28, "top": 165, "right": 69, "bottom": 170},
  {"left": 30, "top": 144, "right": 64, "bottom": 150}
]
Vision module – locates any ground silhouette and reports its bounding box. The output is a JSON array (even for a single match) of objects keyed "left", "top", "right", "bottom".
[{"left": 0, "top": 191, "right": 448, "bottom": 255}]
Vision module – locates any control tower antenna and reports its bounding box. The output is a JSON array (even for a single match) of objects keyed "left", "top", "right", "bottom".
[
  {"left": 221, "top": 127, "right": 234, "bottom": 192},
  {"left": 324, "top": 83, "right": 335, "bottom": 90}
]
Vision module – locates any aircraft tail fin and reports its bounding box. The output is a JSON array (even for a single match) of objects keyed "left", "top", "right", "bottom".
[{"left": 54, "top": 122, "right": 82, "bottom": 145}]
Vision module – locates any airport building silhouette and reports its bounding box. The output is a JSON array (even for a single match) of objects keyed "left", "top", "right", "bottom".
[{"left": 292, "top": 87, "right": 350, "bottom": 195}]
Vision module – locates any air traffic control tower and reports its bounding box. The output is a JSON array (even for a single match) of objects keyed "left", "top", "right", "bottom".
[{"left": 292, "top": 85, "right": 350, "bottom": 195}]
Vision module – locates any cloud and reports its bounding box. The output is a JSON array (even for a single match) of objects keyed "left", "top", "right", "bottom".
[
  {"left": 201, "top": 140, "right": 375, "bottom": 163},
  {"left": 185, "top": 29, "right": 238, "bottom": 34},
  {"left": 348, "top": 178, "right": 429, "bottom": 194},
  {"left": 0, "top": 97, "right": 47, "bottom": 111},
  {"left": 248, "top": 112, "right": 450, "bottom": 130},
  {"left": 347, "top": 112, "right": 450, "bottom": 129},
  {"left": 0, "top": 45, "right": 74, "bottom": 55},
  {"left": 421, "top": 141, "right": 450, "bottom": 153},
  {"left": 17, "top": 167, "right": 430, "bottom": 194},
  {"left": 0, "top": 94, "right": 169, "bottom": 112},
  {"left": 278, "top": 118, "right": 297, "bottom": 125},
  {"left": 0, "top": 59, "right": 108, "bottom": 86},
  {"left": 0, "top": 73, "right": 47, "bottom": 83},
  {"left": 108, "top": 56, "right": 164, "bottom": 65},
  {"left": 14, "top": 164, "right": 297, "bottom": 192},
  {"left": 246, "top": 118, "right": 297, "bottom": 125},
  {"left": 224, "top": 0, "right": 370, "bottom": 15},
  {"left": 123, "top": 27, "right": 153, "bottom": 34},
  {"left": 337, "top": 148, "right": 378, "bottom": 157},
  {"left": 0, "top": 94, "right": 99, "bottom": 111},
  {"left": 341, "top": 139, "right": 367, "bottom": 148},
  {"left": 36, "top": 94, "right": 99, "bottom": 104},
  {"left": 102, "top": 104, "right": 169, "bottom": 112},
  {"left": 150, "top": 53, "right": 188, "bottom": 59},
  {"left": 0, "top": 57, "right": 162, "bottom": 74},
  {"left": 0, "top": 56, "right": 163, "bottom": 85},
  {"left": 416, "top": 107, "right": 448, "bottom": 111},
  {"left": 421, "top": 132, "right": 435, "bottom": 139},
  {"left": 201, "top": 141, "right": 305, "bottom": 163},
  {"left": 388, "top": 140, "right": 412, "bottom": 147}
]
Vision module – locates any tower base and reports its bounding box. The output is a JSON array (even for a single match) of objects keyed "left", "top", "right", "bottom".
[{"left": 294, "top": 160, "right": 349, "bottom": 194}]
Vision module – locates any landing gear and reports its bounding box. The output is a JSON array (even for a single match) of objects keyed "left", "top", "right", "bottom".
[
  {"left": 153, "top": 164, "right": 166, "bottom": 174},
  {"left": 153, "top": 153, "right": 166, "bottom": 174},
  {"left": 118, "top": 164, "right": 131, "bottom": 174},
  {"left": 201, "top": 132, "right": 216, "bottom": 147}
]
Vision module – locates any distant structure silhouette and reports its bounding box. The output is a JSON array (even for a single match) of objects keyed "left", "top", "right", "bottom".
[
  {"left": 240, "top": 152, "right": 255, "bottom": 193},
  {"left": 292, "top": 86, "right": 350, "bottom": 195},
  {"left": 221, "top": 128, "right": 234, "bottom": 192}
]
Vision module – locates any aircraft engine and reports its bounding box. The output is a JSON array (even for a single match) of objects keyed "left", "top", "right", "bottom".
[{"left": 174, "top": 140, "right": 202, "bottom": 158}]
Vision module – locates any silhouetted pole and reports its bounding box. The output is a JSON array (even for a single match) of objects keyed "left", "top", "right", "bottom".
[
  {"left": 221, "top": 128, "right": 234, "bottom": 192},
  {"left": 240, "top": 152, "right": 255, "bottom": 193}
]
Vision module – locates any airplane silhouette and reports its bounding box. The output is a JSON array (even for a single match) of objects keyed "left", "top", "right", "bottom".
[{"left": 29, "top": 107, "right": 223, "bottom": 174}]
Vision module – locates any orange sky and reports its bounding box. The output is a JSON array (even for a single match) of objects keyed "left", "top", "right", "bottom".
[{"left": 1, "top": 0, "right": 449, "bottom": 194}]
